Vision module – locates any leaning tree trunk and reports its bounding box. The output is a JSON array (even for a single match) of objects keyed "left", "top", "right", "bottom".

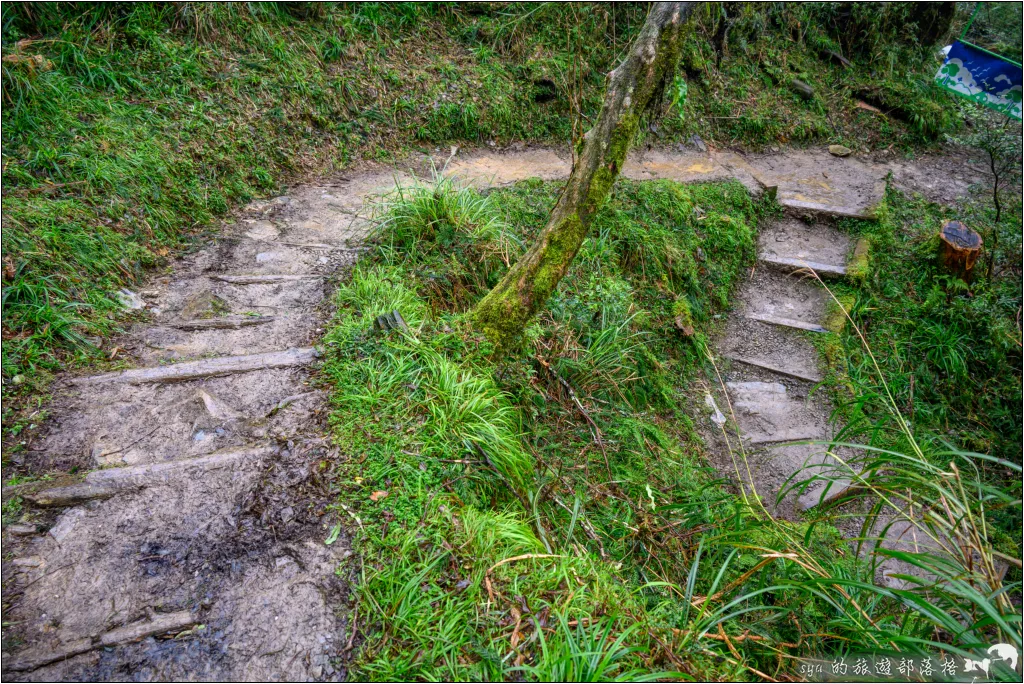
[{"left": 472, "top": 2, "right": 696, "bottom": 349}]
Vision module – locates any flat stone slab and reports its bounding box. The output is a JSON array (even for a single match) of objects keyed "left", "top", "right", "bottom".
[
  {"left": 725, "top": 381, "right": 825, "bottom": 444},
  {"left": 724, "top": 149, "right": 885, "bottom": 219},
  {"left": 719, "top": 317, "right": 824, "bottom": 384},
  {"left": 739, "top": 269, "right": 828, "bottom": 331},
  {"left": 760, "top": 255, "right": 846, "bottom": 278},
  {"left": 758, "top": 217, "right": 852, "bottom": 278}
]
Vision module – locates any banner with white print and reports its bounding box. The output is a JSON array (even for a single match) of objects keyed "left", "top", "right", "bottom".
[{"left": 935, "top": 41, "right": 1022, "bottom": 119}]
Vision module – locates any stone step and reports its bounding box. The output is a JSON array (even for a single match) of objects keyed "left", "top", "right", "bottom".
[
  {"left": 779, "top": 197, "right": 877, "bottom": 220},
  {"left": 212, "top": 274, "right": 323, "bottom": 285},
  {"left": 746, "top": 313, "right": 828, "bottom": 333},
  {"left": 73, "top": 347, "right": 316, "bottom": 386},
  {"left": 758, "top": 218, "right": 851, "bottom": 279},
  {"left": 140, "top": 312, "right": 316, "bottom": 364},
  {"left": 724, "top": 353, "right": 822, "bottom": 383},
  {"left": 725, "top": 381, "right": 825, "bottom": 445},
  {"left": 739, "top": 268, "right": 828, "bottom": 333},
  {"left": 760, "top": 255, "right": 846, "bottom": 278},
  {"left": 719, "top": 317, "right": 824, "bottom": 384}
]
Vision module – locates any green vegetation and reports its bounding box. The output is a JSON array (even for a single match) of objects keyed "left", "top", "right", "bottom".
[
  {"left": 2, "top": 2, "right": 966, "bottom": 405},
  {"left": 3, "top": 4, "right": 1020, "bottom": 677},
  {"left": 324, "top": 176, "right": 1020, "bottom": 680},
  {"left": 817, "top": 179, "right": 1023, "bottom": 551}
]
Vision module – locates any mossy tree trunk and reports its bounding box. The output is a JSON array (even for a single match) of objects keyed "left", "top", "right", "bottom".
[{"left": 472, "top": 2, "right": 696, "bottom": 349}]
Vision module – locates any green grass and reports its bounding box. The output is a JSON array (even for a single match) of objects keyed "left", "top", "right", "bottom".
[
  {"left": 324, "top": 177, "right": 1021, "bottom": 680},
  {"left": 1, "top": 2, "right": 967, "bottom": 402}
]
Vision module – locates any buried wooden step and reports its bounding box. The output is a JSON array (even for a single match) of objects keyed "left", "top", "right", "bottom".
[
  {"left": 746, "top": 313, "right": 827, "bottom": 333},
  {"left": 26, "top": 446, "right": 273, "bottom": 507},
  {"left": 6, "top": 610, "right": 196, "bottom": 673},
  {"left": 72, "top": 347, "right": 316, "bottom": 386},
  {"left": 170, "top": 315, "right": 277, "bottom": 331},
  {"left": 212, "top": 274, "right": 323, "bottom": 285},
  {"left": 759, "top": 255, "right": 846, "bottom": 278}
]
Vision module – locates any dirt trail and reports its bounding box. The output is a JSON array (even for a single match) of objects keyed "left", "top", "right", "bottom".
[{"left": 1, "top": 145, "right": 986, "bottom": 680}]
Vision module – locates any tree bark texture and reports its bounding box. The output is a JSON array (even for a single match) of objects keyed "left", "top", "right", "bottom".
[
  {"left": 472, "top": 2, "right": 696, "bottom": 349},
  {"left": 939, "top": 220, "right": 982, "bottom": 280}
]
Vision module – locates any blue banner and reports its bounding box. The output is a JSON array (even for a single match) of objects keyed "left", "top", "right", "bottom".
[{"left": 935, "top": 41, "right": 1022, "bottom": 119}]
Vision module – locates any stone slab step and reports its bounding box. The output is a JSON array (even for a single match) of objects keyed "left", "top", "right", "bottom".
[
  {"left": 725, "top": 381, "right": 825, "bottom": 446},
  {"left": 747, "top": 313, "right": 828, "bottom": 333},
  {"left": 779, "top": 197, "right": 877, "bottom": 220},
  {"left": 719, "top": 317, "right": 823, "bottom": 384},
  {"left": 739, "top": 268, "right": 828, "bottom": 333},
  {"left": 212, "top": 274, "right": 323, "bottom": 285},
  {"left": 724, "top": 353, "right": 822, "bottom": 383},
  {"left": 758, "top": 218, "right": 851, "bottom": 278},
  {"left": 73, "top": 348, "right": 315, "bottom": 386},
  {"left": 760, "top": 255, "right": 846, "bottom": 278}
]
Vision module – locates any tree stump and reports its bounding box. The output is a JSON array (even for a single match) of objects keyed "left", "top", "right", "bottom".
[{"left": 939, "top": 220, "right": 982, "bottom": 279}]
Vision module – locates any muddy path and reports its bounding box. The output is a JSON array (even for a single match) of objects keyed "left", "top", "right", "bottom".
[{"left": 1, "top": 144, "right": 990, "bottom": 680}]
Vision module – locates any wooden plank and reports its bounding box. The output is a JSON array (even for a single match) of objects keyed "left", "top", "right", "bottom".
[
  {"left": 7, "top": 611, "right": 195, "bottom": 672},
  {"left": 72, "top": 348, "right": 315, "bottom": 386},
  {"left": 26, "top": 448, "right": 273, "bottom": 506}
]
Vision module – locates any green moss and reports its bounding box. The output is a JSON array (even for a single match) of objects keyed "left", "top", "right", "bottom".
[
  {"left": 823, "top": 294, "right": 855, "bottom": 334},
  {"left": 846, "top": 237, "right": 872, "bottom": 282},
  {"left": 672, "top": 296, "right": 695, "bottom": 334}
]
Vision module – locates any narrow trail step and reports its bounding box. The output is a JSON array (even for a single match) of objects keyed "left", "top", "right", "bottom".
[
  {"left": 26, "top": 446, "right": 274, "bottom": 506},
  {"left": 779, "top": 197, "right": 877, "bottom": 220},
  {"left": 724, "top": 353, "right": 822, "bottom": 383},
  {"left": 170, "top": 315, "right": 277, "bottom": 331},
  {"left": 759, "top": 255, "right": 846, "bottom": 278},
  {"left": 6, "top": 610, "right": 195, "bottom": 673},
  {"left": 746, "top": 313, "right": 827, "bottom": 333},
  {"left": 797, "top": 476, "right": 857, "bottom": 511},
  {"left": 212, "top": 274, "right": 323, "bottom": 285},
  {"left": 72, "top": 348, "right": 315, "bottom": 386}
]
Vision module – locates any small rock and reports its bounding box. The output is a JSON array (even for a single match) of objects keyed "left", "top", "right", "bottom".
[
  {"left": 11, "top": 374, "right": 25, "bottom": 386},
  {"left": 689, "top": 134, "right": 707, "bottom": 153},
  {"left": 8, "top": 523, "right": 37, "bottom": 536},
  {"left": 115, "top": 289, "right": 146, "bottom": 310},
  {"left": 280, "top": 506, "right": 294, "bottom": 523},
  {"left": 828, "top": 144, "right": 852, "bottom": 157},
  {"left": 141, "top": 289, "right": 160, "bottom": 299}
]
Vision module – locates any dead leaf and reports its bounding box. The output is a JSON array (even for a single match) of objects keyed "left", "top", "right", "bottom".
[{"left": 369, "top": 490, "right": 388, "bottom": 502}]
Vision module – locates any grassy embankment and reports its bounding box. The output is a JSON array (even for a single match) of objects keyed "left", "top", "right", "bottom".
[
  {"left": 2, "top": 2, "right": 962, "bottom": 431},
  {"left": 322, "top": 172, "right": 1021, "bottom": 679}
]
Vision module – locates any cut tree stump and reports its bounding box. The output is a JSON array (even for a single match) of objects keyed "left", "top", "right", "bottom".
[{"left": 939, "top": 220, "right": 982, "bottom": 280}]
